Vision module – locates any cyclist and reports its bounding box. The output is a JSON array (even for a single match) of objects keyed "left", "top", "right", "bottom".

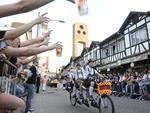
[
  {"left": 83, "top": 59, "right": 103, "bottom": 101},
  {"left": 67, "top": 64, "right": 84, "bottom": 104},
  {"left": 74, "top": 63, "right": 85, "bottom": 103}
]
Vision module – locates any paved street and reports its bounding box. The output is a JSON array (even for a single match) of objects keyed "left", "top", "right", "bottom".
[{"left": 34, "top": 88, "right": 150, "bottom": 113}]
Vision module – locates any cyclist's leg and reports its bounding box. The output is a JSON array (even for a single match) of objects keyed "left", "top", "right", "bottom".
[
  {"left": 72, "top": 80, "right": 77, "bottom": 96},
  {"left": 89, "top": 81, "right": 95, "bottom": 100},
  {"left": 75, "top": 80, "right": 82, "bottom": 104},
  {"left": 82, "top": 79, "right": 90, "bottom": 106},
  {"left": 83, "top": 79, "right": 90, "bottom": 98},
  {"left": 78, "top": 79, "right": 84, "bottom": 99}
]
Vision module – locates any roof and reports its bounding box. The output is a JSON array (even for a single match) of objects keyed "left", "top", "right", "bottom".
[
  {"left": 119, "top": 11, "right": 148, "bottom": 33},
  {"left": 80, "top": 47, "right": 89, "bottom": 56},
  {"left": 100, "top": 32, "right": 121, "bottom": 46},
  {"left": 69, "top": 56, "right": 76, "bottom": 64},
  {"left": 88, "top": 41, "right": 101, "bottom": 51}
]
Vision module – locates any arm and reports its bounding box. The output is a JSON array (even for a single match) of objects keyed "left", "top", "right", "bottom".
[
  {"left": 18, "top": 56, "right": 37, "bottom": 64},
  {"left": 3, "top": 14, "right": 49, "bottom": 40},
  {"left": 95, "top": 70, "right": 104, "bottom": 78},
  {"left": 20, "top": 30, "right": 52, "bottom": 47},
  {"left": 20, "top": 37, "right": 44, "bottom": 47},
  {"left": 2, "top": 42, "right": 62, "bottom": 57},
  {"left": 97, "top": 73, "right": 104, "bottom": 78},
  {"left": 0, "top": 0, "right": 75, "bottom": 18},
  {"left": 26, "top": 40, "right": 49, "bottom": 48},
  {"left": 26, "top": 36, "right": 50, "bottom": 48},
  {"left": 0, "top": 0, "right": 55, "bottom": 18}
]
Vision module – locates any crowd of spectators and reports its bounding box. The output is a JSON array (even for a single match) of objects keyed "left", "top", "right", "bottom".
[{"left": 106, "top": 66, "right": 150, "bottom": 100}]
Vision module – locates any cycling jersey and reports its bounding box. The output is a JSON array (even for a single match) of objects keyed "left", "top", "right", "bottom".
[{"left": 83, "top": 65, "right": 98, "bottom": 79}]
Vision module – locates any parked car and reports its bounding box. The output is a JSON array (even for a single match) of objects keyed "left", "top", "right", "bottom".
[{"left": 47, "top": 79, "right": 59, "bottom": 87}]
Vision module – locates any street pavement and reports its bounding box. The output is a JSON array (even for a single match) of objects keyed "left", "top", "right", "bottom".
[{"left": 33, "top": 88, "right": 150, "bottom": 113}]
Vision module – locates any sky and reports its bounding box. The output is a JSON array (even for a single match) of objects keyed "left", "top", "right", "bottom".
[{"left": 0, "top": 0, "right": 150, "bottom": 72}]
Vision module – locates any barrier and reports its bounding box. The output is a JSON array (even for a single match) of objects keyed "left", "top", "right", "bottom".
[{"left": 0, "top": 57, "right": 18, "bottom": 113}]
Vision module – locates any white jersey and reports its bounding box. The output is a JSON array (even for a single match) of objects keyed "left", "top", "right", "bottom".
[
  {"left": 83, "top": 65, "right": 98, "bottom": 79},
  {"left": 68, "top": 67, "right": 85, "bottom": 80},
  {"left": 76, "top": 68, "right": 84, "bottom": 80},
  {"left": 68, "top": 68, "right": 76, "bottom": 81}
]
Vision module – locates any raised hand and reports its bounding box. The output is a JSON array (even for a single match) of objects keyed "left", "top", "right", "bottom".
[
  {"left": 42, "top": 37, "right": 50, "bottom": 46},
  {"left": 42, "top": 30, "right": 53, "bottom": 45},
  {"left": 50, "top": 42, "right": 62, "bottom": 49},
  {"left": 42, "top": 30, "right": 53, "bottom": 38},
  {"left": 34, "top": 13, "right": 50, "bottom": 24},
  {"left": 0, "top": 53, "right": 7, "bottom": 59}
]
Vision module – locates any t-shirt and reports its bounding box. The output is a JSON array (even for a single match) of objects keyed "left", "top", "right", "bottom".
[
  {"left": 83, "top": 65, "right": 98, "bottom": 79},
  {"left": 26, "top": 65, "right": 37, "bottom": 84},
  {"left": 24, "top": 69, "right": 33, "bottom": 77},
  {"left": 75, "top": 68, "right": 84, "bottom": 80},
  {"left": 142, "top": 74, "right": 150, "bottom": 85},
  {"left": 68, "top": 69, "right": 76, "bottom": 80}
]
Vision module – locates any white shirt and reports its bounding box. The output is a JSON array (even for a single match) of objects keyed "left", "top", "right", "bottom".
[
  {"left": 76, "top": 68, "right": 84, "bottom": 80},
  {"left": 24, "top": 69, "right": 32, "bottom": 77},
  {"left": 68, "top": 68, "right": 76, "bottom": 80},
  {"left": 143, "top": 74, "right": 150, "bottom": 80},
  {"left": 119, "top": 75, "right": 123, "bottom": 82},
  {"left": 83, "top": 65, "right": 98, "bottom": 79},
  {"left": 142, "top": 73, "right": 150, "bottom": 85}
]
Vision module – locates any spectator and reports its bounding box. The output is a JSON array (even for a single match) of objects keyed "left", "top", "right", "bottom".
[
  {"left": 142, "top": 67, "right": 150, "bottom": 95},
  {"left": 36, "top": 74, "right": 41, "bottom": 93},
  {"left": 25, "top": 62, "right": 37, "bottom": 113},
  {"left": 42, "top": 75, "right": 48, "bottom": 92},
  {"left": 2, "top": 13, "right": 49, "bottom": 41},
  {"left": 125, "top": 72, "right": 132, "bottom": 94}
]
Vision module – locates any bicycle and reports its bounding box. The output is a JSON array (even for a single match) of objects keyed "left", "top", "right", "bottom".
[{"left": 68, "top": 79, "right": 115, "bottom": 113}]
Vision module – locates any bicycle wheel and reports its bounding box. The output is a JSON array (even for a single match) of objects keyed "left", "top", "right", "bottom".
[
  {"left": 69, "top": 91, "right": 77, "bottom": 106},
  {"left": 98, "top": 95, "right": 115, "bottom": 113}
]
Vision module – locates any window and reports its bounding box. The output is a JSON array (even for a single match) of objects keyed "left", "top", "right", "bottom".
[
  {"left": 97, "top": 49, "right": 100, "bottom": 59},
  {"left": 147, "top": 22, "right": 150, "bottom": 39},
  {"left": 110, "top": 44, "right": 117, "bottom": 55},
  {"left": 125, "top": 34, "right": 130, "bottom": 48},
  {"left": 106, "top": 49, "right": 109, "bottom": 57},
  {"left": 130, "top": 26, "right": 148, "bottom": 46},
  {"left": 129, "top": 25, "right": 136, "bottom": 31},
  {"left": 101, "top": 47, "right": 109, "bottom": 58},
  {"left": 137, "top": 19, "right": 145, "bottom": 27},
  {"left": 118, "top": 40, "right": 125, "bottom": 52},
  {"left": 146, "top": 17, "right": 150, "bottom": 22},
  {"left": 87, "top": 53, "right": 90, "bottom": 60},
  {"left": 93, "top": 51, "right": 96, "bottom": 60}
]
